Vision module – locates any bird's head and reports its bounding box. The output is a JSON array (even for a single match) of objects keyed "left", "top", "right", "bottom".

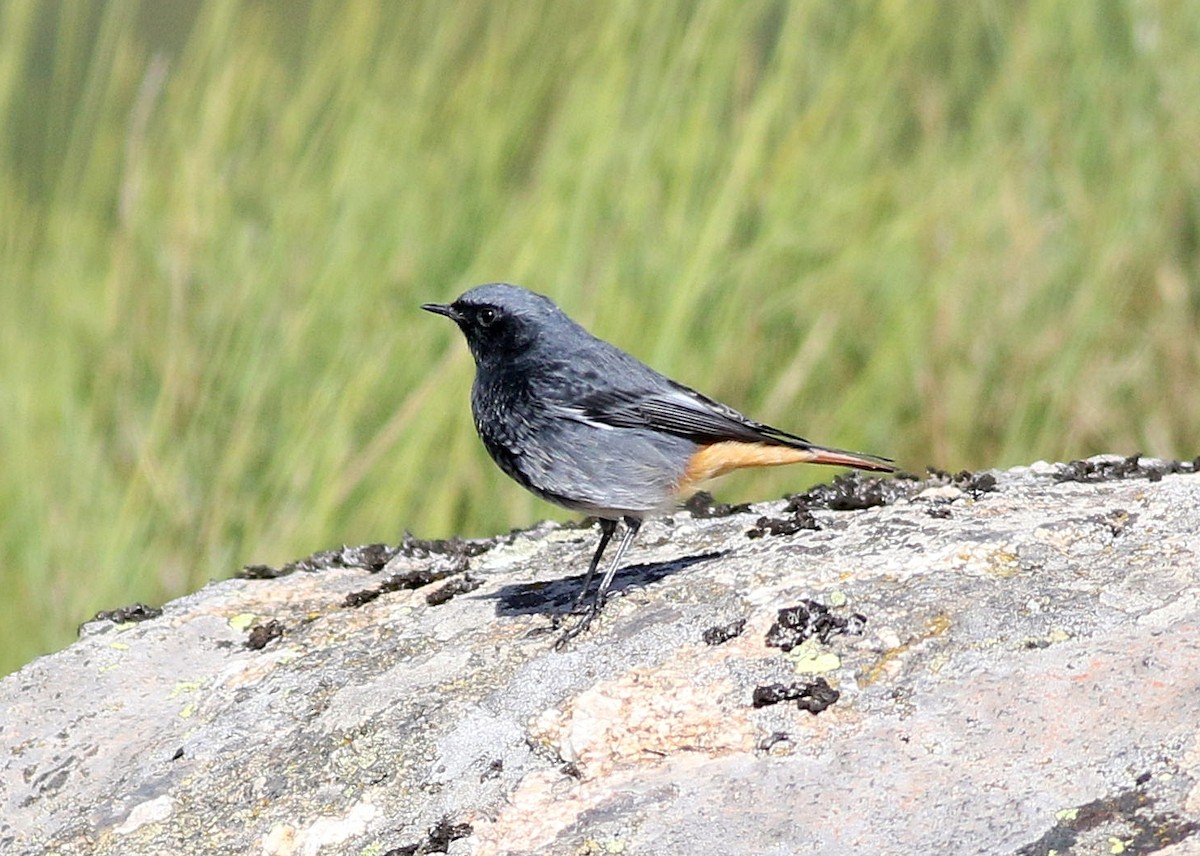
[{"left": 423, "top": 283, "right": 562, "bottom": 370}]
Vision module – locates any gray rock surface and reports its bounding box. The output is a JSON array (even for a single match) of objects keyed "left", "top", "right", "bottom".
[{"left": 2, "top": 457, "right": 1199, "bottom": 856}]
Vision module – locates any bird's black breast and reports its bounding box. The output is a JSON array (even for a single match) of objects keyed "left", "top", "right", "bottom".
[
  {"left": 471, "top": 376, "right": 534, "bottom": 484},
  {"left": 470, "top": 360, "right": 572, "bottom": 493}
]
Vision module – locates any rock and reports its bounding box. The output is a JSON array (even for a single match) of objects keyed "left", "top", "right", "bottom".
[{"left": 2, "top": 456, "right": 1199, "bottom": 855}]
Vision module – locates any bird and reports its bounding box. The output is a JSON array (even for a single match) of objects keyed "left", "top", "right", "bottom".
[{"left": 422, "top": 283, "right": 895, "bottom": 644}]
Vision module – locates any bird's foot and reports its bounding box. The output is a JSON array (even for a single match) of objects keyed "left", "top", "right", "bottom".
[{"left": 552, "top": 596, "right": 606, "bottom": 649}]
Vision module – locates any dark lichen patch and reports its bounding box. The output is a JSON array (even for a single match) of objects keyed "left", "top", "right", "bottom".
[
  {"left": 746, "top": 500, "right": 819, "bottom": 539},
  {"left": 958, "top": 471, "right": 997, "bottom": 498},
  {"left": 93, "top": 603, "right": 162, "bottom": 624},
  {"left": 1014, "top": 784, "right": 1198, "bottom": 856},
  {"left": 1054, "top": 453, "right": 1198, "bottom": 485},
  {"left": 425, "top": 575, "right": 483, "bottom": 606},
  {"left": 385, "top": 816, "right": 473, "bottom": 856},
  {"left": 343, "top": 558, "right": 469, "bottom": 609},
  {"left": 702, "top": 618, "right": 746, "bottom": 645},
  {"left": 765, "top": 600, "right": 867, "bottom": 651},
  {"left": 343, "top": 588, "right": 384, "bottom": 608},
  {"left": 238, "top": 564, "right": 284, "bottom": 580},
  {"left": 792, "top": 471, "right": 909, "bottom": 511},
  {"left": 244, "top": 619, "right": 284, "bottom": 651},
  {"left": 797, "top": 678, "right": 841, "bottom": 713},
  {"left": 240, "top": 533, "right": 495, "bottom": 580},
  {"left": 921, "top": 467, "right": 998, "bottom": 498},
  {"left": 751, "top": 677, "right": 840, "bottom": 714},
  {"left": 239, "top": 543, "right": 399, "bottom": 579},
  {"left": 685, "top": 490, "right": 753, "bottom": 519},
  {"left": 912, "top": 468, "right": 998, "bottom": 513},
  {"left": 393, "top": 531, "right": 494, "bottom": 560}
]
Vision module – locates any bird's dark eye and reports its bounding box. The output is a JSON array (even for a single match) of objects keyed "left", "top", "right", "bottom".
[{"left": 478, "top": 307, "right": 498, "bottom": 327}]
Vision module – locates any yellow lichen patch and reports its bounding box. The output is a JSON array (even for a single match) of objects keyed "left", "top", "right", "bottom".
[
  {"left": 228, "top": 613, "right": 257, "bottom": 632},
  {"left": 860, "top": 614, "right": 952, "bottom": 687},
  {"left": 786, "top": 638, "right": 842, "bottom": 674},
  {"left": 986, "top": 549, "right": 1022, "bottom": 577}
]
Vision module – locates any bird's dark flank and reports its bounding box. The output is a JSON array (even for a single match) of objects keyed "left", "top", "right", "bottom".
[{"left": 423, "top": 283, "right": 895, "bottom": 645}]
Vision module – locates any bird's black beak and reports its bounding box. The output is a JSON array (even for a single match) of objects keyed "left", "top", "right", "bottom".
[{"left": 421, "top": 302, "right": 461, "bottom": 321}]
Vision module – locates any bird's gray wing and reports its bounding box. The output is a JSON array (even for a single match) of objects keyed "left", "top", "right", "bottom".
[{"left": 561, "top": 379, "right": 814, "bottom": 448}]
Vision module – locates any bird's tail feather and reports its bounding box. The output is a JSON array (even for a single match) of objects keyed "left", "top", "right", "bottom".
[{"left": 802, "top": 444, "right": 896, "bottom": 473}]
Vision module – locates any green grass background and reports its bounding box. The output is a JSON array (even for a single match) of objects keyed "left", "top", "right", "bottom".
[{"left": 2, "top": 0, "right": 1197, "bottom": 675}]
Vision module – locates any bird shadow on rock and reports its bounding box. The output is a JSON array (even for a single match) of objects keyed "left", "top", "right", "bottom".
[{"left": 490, "top": 551, "right": 725, "bottom": 616}]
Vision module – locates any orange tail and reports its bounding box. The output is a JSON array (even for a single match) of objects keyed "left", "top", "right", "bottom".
[{"left": 679, "top": 440, "right": 894, "bottom": 493}]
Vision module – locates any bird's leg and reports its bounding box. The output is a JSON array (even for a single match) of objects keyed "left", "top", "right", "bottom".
[
  {"left": 593, "top": 516, "right": 642, "bottom": 610},
  {"left": 567, "top": 517, "right": 618, "bottom": 614},
  {"left": 555, "top": 516, "right": 642, "bottom": 648}
]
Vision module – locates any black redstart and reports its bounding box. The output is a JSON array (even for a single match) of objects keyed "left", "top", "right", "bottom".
[{"left": 423, "top": 283, "right": 895, "bottom": 644}]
